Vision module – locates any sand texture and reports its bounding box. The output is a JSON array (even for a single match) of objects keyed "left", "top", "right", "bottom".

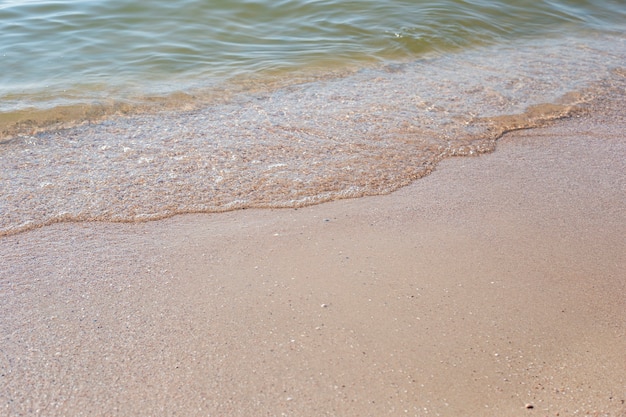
[{"left": 1, "top": 97, "right": 625, "bottom": 416}]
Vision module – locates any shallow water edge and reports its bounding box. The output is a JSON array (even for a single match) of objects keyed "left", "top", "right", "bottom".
[{"left": 1, "top": 34, "right": 625, "bottom": 237}]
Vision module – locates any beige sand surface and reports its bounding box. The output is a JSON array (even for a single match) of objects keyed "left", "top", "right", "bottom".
[{"left": 1, "top": 99, "right": 625, "bottom": 416}]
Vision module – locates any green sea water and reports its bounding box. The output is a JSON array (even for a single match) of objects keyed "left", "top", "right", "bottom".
[
  {"left": 1, "top": 0, "right": 625, "bottom": 235},
  {"left": 1, "top": 0, "right": 624, "bottom": 114}
]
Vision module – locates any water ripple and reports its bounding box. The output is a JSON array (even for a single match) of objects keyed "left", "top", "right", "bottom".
[{"left": 1, "top": 0, "right": 624, "bottom": 114}]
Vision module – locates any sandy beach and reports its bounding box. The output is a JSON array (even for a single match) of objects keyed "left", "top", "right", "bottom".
[{"left": 1, "top": 94, "right": 625, "bottom": 416}]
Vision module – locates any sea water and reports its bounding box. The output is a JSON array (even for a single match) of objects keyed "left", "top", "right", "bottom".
[{"left": 1, "top": 0, "right": 625, "bottom": 235}]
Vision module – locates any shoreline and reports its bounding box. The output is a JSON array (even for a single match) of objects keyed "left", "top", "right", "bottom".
[
  {"left": 2, "top": 34, "right": 625, "bottom": 238},
  {"left": 1, "top": 97, "right": 625, "bottom": 416}
]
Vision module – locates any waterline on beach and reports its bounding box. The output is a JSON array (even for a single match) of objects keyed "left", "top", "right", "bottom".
[{"left": 1, "top": 33, "right": 625, "bottom": 236}]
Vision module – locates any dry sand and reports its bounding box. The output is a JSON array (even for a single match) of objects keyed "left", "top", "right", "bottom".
[{"left": 1, "top": 98, "right": 625, "bottom": 416}]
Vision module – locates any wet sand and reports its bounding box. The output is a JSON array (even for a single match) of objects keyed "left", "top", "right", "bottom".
[{"left": 1, "top": 98, "right": 625, "bottom": 416}]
